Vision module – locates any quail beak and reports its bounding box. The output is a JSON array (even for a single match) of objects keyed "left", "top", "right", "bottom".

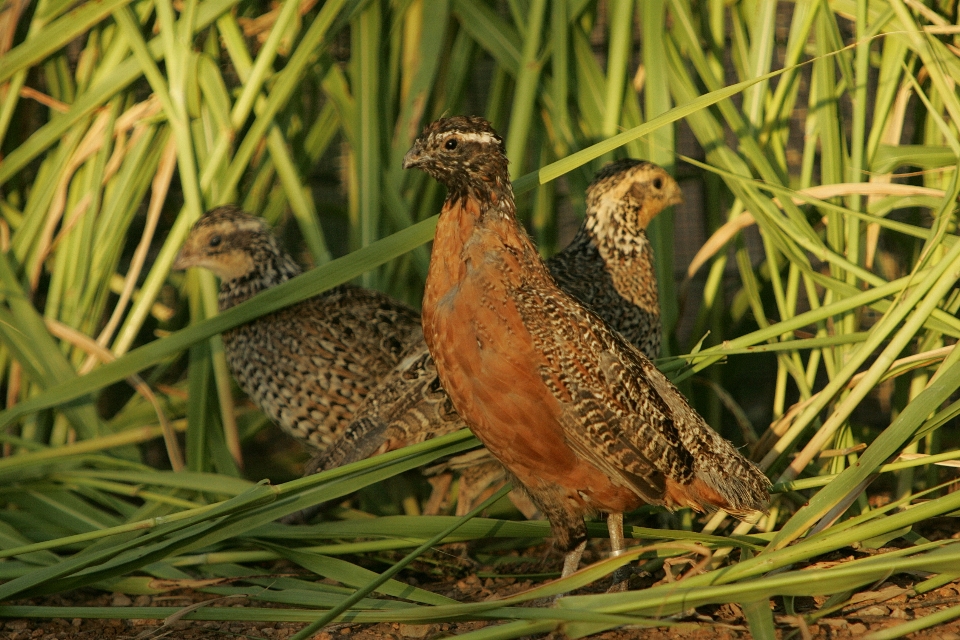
[
  {"left": 171, "top": 248, "right": 191, "bottom": 271},
  {"left": 402, "top": 145, "right": 424, "bottom": 170},
  {"left": 666, "top": 186, "right": 684, "bottom": 208}
]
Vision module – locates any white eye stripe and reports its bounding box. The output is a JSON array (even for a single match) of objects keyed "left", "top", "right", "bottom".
[
  {"left": 235, "top": 219, "right": 264, "bottom": 232},
  {"left": 439, "top": 131, "right": 498, "bottom": 146}
]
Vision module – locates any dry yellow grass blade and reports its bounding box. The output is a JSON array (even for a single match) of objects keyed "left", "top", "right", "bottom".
[
  {"left": 87, "top": 136, "right": 177, "bottom": 369},
  {"left": 685, "top": 183, "right": 946, "bottom": 280},
  {"left": 44, "top": 317, "right": 184, "bottom": 471},
  {"left": 754, "top": 344, "right": 955, "bottom": 462}
]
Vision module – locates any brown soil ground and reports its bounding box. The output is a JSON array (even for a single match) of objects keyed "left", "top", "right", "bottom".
[{"left": 4, "top": 551, "right": 960, "bottom": 640}]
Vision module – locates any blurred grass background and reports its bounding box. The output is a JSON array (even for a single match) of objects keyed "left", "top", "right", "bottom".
[{"left": 1, "top": 0, "right": 960, "bottom": 637}]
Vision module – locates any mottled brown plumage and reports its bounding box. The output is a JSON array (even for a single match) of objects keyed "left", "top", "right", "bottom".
[
  {"left": 304, "top": 160, "right": 684, "bottom": 513},
  {"left": 172, "top": 206, "right": 422, "bottom": 449},
  {"left": 404, "top": 116, "right": 770, "bottom": 583},
  {"left": 552, "top": 158, "right": 682, "bottom": 358}
]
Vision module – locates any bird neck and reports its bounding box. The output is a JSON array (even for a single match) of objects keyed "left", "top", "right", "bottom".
[
  {"left": 473, "top": 181, "right": 546, "bottom": 265},
  {"left": 567, "top": 223, "right": 660, "bottom": 311},
  {"left": 583, "top": 209, "right": 649, "bottom": 256},
  {"left": 425, "top": 176, "right": 545, "bottom": 315},
  {"left": 448, "top": 171, "right": 515, "bottom": 218},
  {"left": 218, "top": 247, "right": 302, "bottom": 310}
]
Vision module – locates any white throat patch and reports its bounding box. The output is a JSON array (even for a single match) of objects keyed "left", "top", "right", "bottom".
[{"left": 591, "top": 197, "right": 618, "bottom": 231}]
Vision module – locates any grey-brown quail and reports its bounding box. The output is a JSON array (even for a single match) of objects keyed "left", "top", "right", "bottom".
[{"left": 173, "top": 206, "right": 422, "bottom": 450}]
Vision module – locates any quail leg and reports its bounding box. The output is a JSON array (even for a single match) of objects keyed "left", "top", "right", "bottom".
[
  {"left": 561, "top": 539, "right": 588, "bottom": 580},
  {"left": 607, "top": 512, "right": 629, "bottom": 592}
]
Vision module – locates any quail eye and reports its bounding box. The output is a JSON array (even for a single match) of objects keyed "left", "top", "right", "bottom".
[
  {"left": 653, "top": 178, "right": 663, "bottom": 190},
  {"left": 445, "top": 138, "right": 458, "bottom": 150},
  {"left": 209, "top": 235, "right": 222, "bottom": 248}
]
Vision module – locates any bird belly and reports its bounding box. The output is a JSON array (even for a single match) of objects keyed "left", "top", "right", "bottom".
[{"left": 423, "top": 271, "right": 642, "bottom": 517}]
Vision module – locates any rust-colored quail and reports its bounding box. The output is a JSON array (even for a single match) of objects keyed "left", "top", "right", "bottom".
[
  {"left": 404, "top": 116, "right": 770, "bottom": 584},
  {"left": 172, "top": 206, "right": 422, "bottom": 450},
  {"left": 306, "top": 160, "right": 684, "bottom": 516}
]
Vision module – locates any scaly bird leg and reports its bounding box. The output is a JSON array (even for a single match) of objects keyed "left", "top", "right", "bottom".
[
  {"left": 607, "top": 512, "right": 629, "bottom": 592},
  {"left": 560, "top": 539, "right": 587, "bottom": 580},
  {"left": 552, "top": 539, "right": 589, "bottom": 602},
  {"left": 534, "top": 539, "right": 587, "bottom": 605}
]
